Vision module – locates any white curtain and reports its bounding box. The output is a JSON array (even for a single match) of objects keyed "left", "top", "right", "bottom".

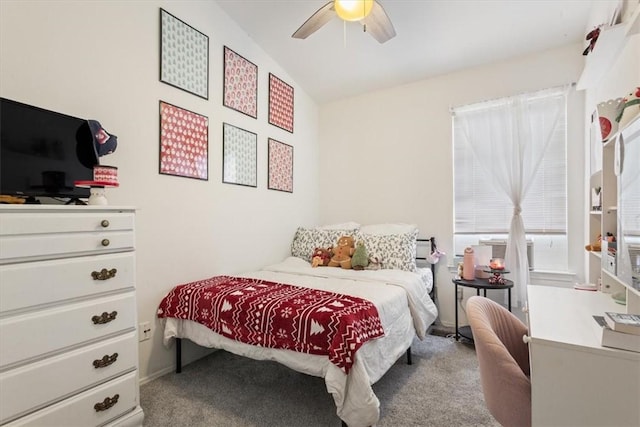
[{"left": 454, "top": 87, "right": 568, "bottom": 307}]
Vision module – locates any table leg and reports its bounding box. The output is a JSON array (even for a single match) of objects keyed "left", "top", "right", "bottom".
[
  {"left": 455, "top": 282, "right": 459, "bottom": 341},
  {"left": 483, "top": 289, "right": 486, "bottom": 297},
  {"left": 508, "top": 288, "right": 512, "bottom": 312}
]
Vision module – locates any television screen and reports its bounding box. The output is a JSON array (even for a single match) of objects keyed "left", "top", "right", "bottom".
[{"left": 0, "top": 98, "right": 96, "bottom": 200}]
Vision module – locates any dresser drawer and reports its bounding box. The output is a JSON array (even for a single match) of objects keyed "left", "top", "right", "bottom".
[
  {"left": 0, "top": 231, "right": 134, "bottom": 263},
  {"left": 0, "top": 212, "right": 134, "bottom": 236},
  {"left": 0, "top": 332, "right": 137, "bottom": 424},
  {"left": 0, "top": 293, "right": 136, "bottom": 369},
  {"left": 0, "top": 253, "right": 135, "bottom": 315},
  {"left": 2, "top": 371, "right": 139, "bottom": 427}
]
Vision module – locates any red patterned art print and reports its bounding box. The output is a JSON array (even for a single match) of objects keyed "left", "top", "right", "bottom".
[
  {"left": 159, "top": 101, "right": 208, "bottom": 180},
  {"left": 223, "top": 46, "right": 258, "bottom": 119},
  {"left": 268, "top": 138, "right": 293, "bottom": 193},
  {"left": 268, "top": 73, "right": 294, "bottom": 133}
]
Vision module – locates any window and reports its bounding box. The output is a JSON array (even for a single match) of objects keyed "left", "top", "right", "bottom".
[{"left": 453, "top": 88, "right": 568, "bottom": 272}]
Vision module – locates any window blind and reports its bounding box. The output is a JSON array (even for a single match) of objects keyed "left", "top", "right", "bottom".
[{"left": 453, "top": 92, "right": 567, "bottom": 234}]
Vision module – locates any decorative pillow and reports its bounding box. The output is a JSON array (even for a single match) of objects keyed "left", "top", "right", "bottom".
[
  {"left": 358, "top": 229, "right": 418, "bottom": 272},
  {"left": 291, "top": 227, "right": 358, "bottom": 262}
]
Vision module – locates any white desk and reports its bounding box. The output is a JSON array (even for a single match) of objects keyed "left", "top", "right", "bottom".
[{"left": 527, "top": 285, "right": 640, "bottom": 427}]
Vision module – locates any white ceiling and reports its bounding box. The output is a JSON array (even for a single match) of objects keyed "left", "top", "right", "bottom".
[{"left": 215, "top": 0, "right": 598, "bottom": 104}]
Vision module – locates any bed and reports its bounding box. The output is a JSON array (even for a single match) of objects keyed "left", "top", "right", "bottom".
[{"left": 158, "top": 225, "right": 439, "bottom": 427}]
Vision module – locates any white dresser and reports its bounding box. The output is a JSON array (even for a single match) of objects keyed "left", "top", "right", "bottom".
[
  {"left": 0, "top": 205, "right": 144, "bottom": 426},
  {"left": 527, "top": 285, "right": 640, "bottom": 426}
]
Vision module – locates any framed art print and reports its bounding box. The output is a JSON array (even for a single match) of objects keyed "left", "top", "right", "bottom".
[
  {"left": 268, "top": 138, "right": 293, "bottom": 193},
  {"left": 222, "top": 123, "right": 257, "bottom": 187},
  {"left": 159, "top": 101, "right": 208, "bottom": 180},
  {"left": 223, "top": 46, "right": 258, "bottom": 119},
  {"left": 268, "top": 73, "right": 294, "bottom": 133},
  {"left": 160, "top": 8, "right": 209, "bottom": 99}
]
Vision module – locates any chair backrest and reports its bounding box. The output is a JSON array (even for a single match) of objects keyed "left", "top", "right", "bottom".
[{"left": 467, "top": 296, "right": 531, "bottom": 427}]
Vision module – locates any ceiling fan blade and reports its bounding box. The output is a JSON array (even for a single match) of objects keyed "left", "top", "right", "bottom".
[
  {"left": 292, "top": 1, "right": 335, "bottom": 39},
  {"left": 361, "top": 1, "right": 396, "bottom": 43}
]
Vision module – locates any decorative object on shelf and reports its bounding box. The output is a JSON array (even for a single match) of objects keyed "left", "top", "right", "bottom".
[
  {"left": 223, "top": 46, "right": 258, "bottom": 119},
  {"left": 159, "top": 101, "right": 208, "bottom": 180},
  {"left": 484, "top": 267, "right": 509, "bottom": 285},
  {"left": 73, "top": 180, "right": 119, "bottom": 205},
  {"left": 160, "top": 8, "right": 209, "bottom": 99},
  {"left": 462, "top": 246, "right": 475, "bottom": 280},
  {"left": 597, "top": 98, "right": 623, "bottom": 141},
  {"left": 489, "top": 257, "right": 505, "bottom": 270},
  {"left": 93, "top": 165, "right": 118, "bottom": 186},
  {"left": 267, "top": 138, "right": 293, "bottom": 193},
  {"left": 87, "top": 120, "right": 118, "bottom": 159},
  {"left": 222, "top": 123, "right": 257, "bottom": 187},
  {"left": 616, "top": 87, "right": 640, "bottom": 128},
  {"left": 591, "top": 186, "right": 602, "bottom": 210},
  {"left": 582, "top": 26, "right": 601, "bottom": 55},
  {"left": 74, "top": 122, "right": 120, "bottom": 204},
  {"left": 268, "top": 73, "right": 294, "bottom": 133},
  {"left": 585, "top": 234, "right": 602, "bottom": 252}
]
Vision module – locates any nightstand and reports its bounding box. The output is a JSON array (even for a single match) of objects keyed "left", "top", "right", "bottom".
[{"left": 451, "top": 277, "right": 513, "bottom": 342}]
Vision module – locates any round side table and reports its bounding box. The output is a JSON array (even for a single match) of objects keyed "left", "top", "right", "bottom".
[{"left": 451, "top": 277, "right": 514, "bottom": 342}]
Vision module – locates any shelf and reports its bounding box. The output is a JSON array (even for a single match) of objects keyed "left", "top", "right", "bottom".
[
  {"left": 577, "top": 5, "right": 640, "bottom": 90},
  {"left": 590, "top": 210, "right": 603, "bottom": 215},
  {"left": 589, "top": 251, "right": 602, "bottom": 259}
]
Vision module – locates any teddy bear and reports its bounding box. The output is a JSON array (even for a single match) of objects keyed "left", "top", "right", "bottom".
[
  {"left": 328, "top": 235, "right": 355, "bottom": 269},
  {"left": 311, "top": 247, "right": 331, "bottom": 267}
]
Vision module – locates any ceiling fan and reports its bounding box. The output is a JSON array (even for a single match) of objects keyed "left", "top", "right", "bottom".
[{"left": 292, "top": 0, "right": 396, "bottom": 44}]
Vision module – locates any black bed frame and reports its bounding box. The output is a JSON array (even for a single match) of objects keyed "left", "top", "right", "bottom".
[{"left": 174, "top": 237, "right": 437, "bottom": 374}]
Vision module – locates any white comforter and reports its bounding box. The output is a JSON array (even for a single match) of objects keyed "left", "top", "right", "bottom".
[{"left": 162, "top": 257, "right": 438, "bottom": 427}]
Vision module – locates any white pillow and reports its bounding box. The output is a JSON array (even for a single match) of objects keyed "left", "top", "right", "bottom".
[
  {"left": 359, "top": 223, "right": 418, "bottom": 235},
  {"left": 357, "top": 229, "right": 418, "bottom": 272}
]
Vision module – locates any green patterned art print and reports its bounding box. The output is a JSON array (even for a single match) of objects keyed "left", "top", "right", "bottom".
[
  {"left": 160, "top": 9, "right": 209, "bottom": 99},
  {"left": 222, "top": 123, "right": 257, "bottom": 187}
]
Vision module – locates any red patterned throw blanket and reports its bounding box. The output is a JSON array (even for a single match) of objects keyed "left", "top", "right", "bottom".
[{"left": 157, "top": 276, "right": 384, "bottom": 373}]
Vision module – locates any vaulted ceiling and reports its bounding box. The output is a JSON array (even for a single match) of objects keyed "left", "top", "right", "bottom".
[{"left": 216, "top": 0, "right": 599, "bottom": 104}]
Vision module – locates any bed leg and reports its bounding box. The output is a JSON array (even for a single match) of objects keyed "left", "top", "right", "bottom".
[
  {"left": 406, "top": 347, "right": 412, "bottom": 365},
  {"left": 176, "top": 338, "right": 182, "bottom": 374}
]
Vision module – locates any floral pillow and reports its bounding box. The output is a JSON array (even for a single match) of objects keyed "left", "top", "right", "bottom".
[
  {"left": 291, "top": 227, "right": 358, "bottom": 262},
  {"left": 357, "top": 229, "right": 418, "bottom": 272}
]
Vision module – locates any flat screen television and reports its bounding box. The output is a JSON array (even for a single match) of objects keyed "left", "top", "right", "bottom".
[{"left": 0, "top": 97, "right": 96, "bottom": 201}]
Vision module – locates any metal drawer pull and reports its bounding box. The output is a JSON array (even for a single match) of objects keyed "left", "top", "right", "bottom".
[
  {"left": 101, "top": 219, "right": 110, "bottom": 228},
  {"left": 93, "top": 353, "right": 119, "bottom": 368},
  {"left": 92, "top": 311, "right": 118, "bottom": 324},
  {"left": 94, "top": 394, "right": 119, "bottom": 412},
  {"left": 91, "top": 268, "right": 117, "bottom": 281},
  {"left": 101, "top": 239, "right": 110, "bottom": 247}
]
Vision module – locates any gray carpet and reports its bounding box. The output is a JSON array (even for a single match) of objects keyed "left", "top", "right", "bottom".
[{"left": 140, "top": 333, "right": 499, "bottom": 427}]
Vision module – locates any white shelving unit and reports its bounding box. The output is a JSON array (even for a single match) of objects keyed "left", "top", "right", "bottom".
[
  {"left": 577, "top": 6, "right": 640, "bottom": 90},
  {"left": 589, "top": 114, "right": 640, "bottom": 314}
]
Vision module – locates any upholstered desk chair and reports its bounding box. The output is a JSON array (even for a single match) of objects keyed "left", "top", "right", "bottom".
[{"left": 466, "top": 296, "right": 531, "bottom": 427}]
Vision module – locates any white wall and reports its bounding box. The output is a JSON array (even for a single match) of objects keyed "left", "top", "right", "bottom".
[
  {"left": 0, "top": 0, "right": 320, "bottom": 382},
  {"left": 318, "top": 44, "right": 586, "bottom": 327}
]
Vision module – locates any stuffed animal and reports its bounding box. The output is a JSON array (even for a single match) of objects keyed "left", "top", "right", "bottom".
[
  {"left": 351, "top": 241, "right": 369, "bottom": 270},
  {"left": 311, "top": 247, "right": 331, "bottom": 268},
  {"left": 616, "top": 87, "right": 640, "bottom": 128},
  {"left": 585, "top": 234, "right": 602, "bottom": 252},
  {"left": 366, "top": 256, "right": 382, "bottom": 270},
  {"left": 328, "top": 236, "right": 355, "bottom": 269}
]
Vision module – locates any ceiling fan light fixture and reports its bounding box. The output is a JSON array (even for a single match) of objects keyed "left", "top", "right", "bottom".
[{"left": 334, "top": 0, "right": 373, "bottom": 22}]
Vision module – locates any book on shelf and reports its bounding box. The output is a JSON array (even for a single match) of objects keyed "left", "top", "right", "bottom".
[
  {"left": 593, "top": 316, "right": 640, "bottom": 353},
  {"left": 604, "top": 312, "right": 640, "bottom": 336}
]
